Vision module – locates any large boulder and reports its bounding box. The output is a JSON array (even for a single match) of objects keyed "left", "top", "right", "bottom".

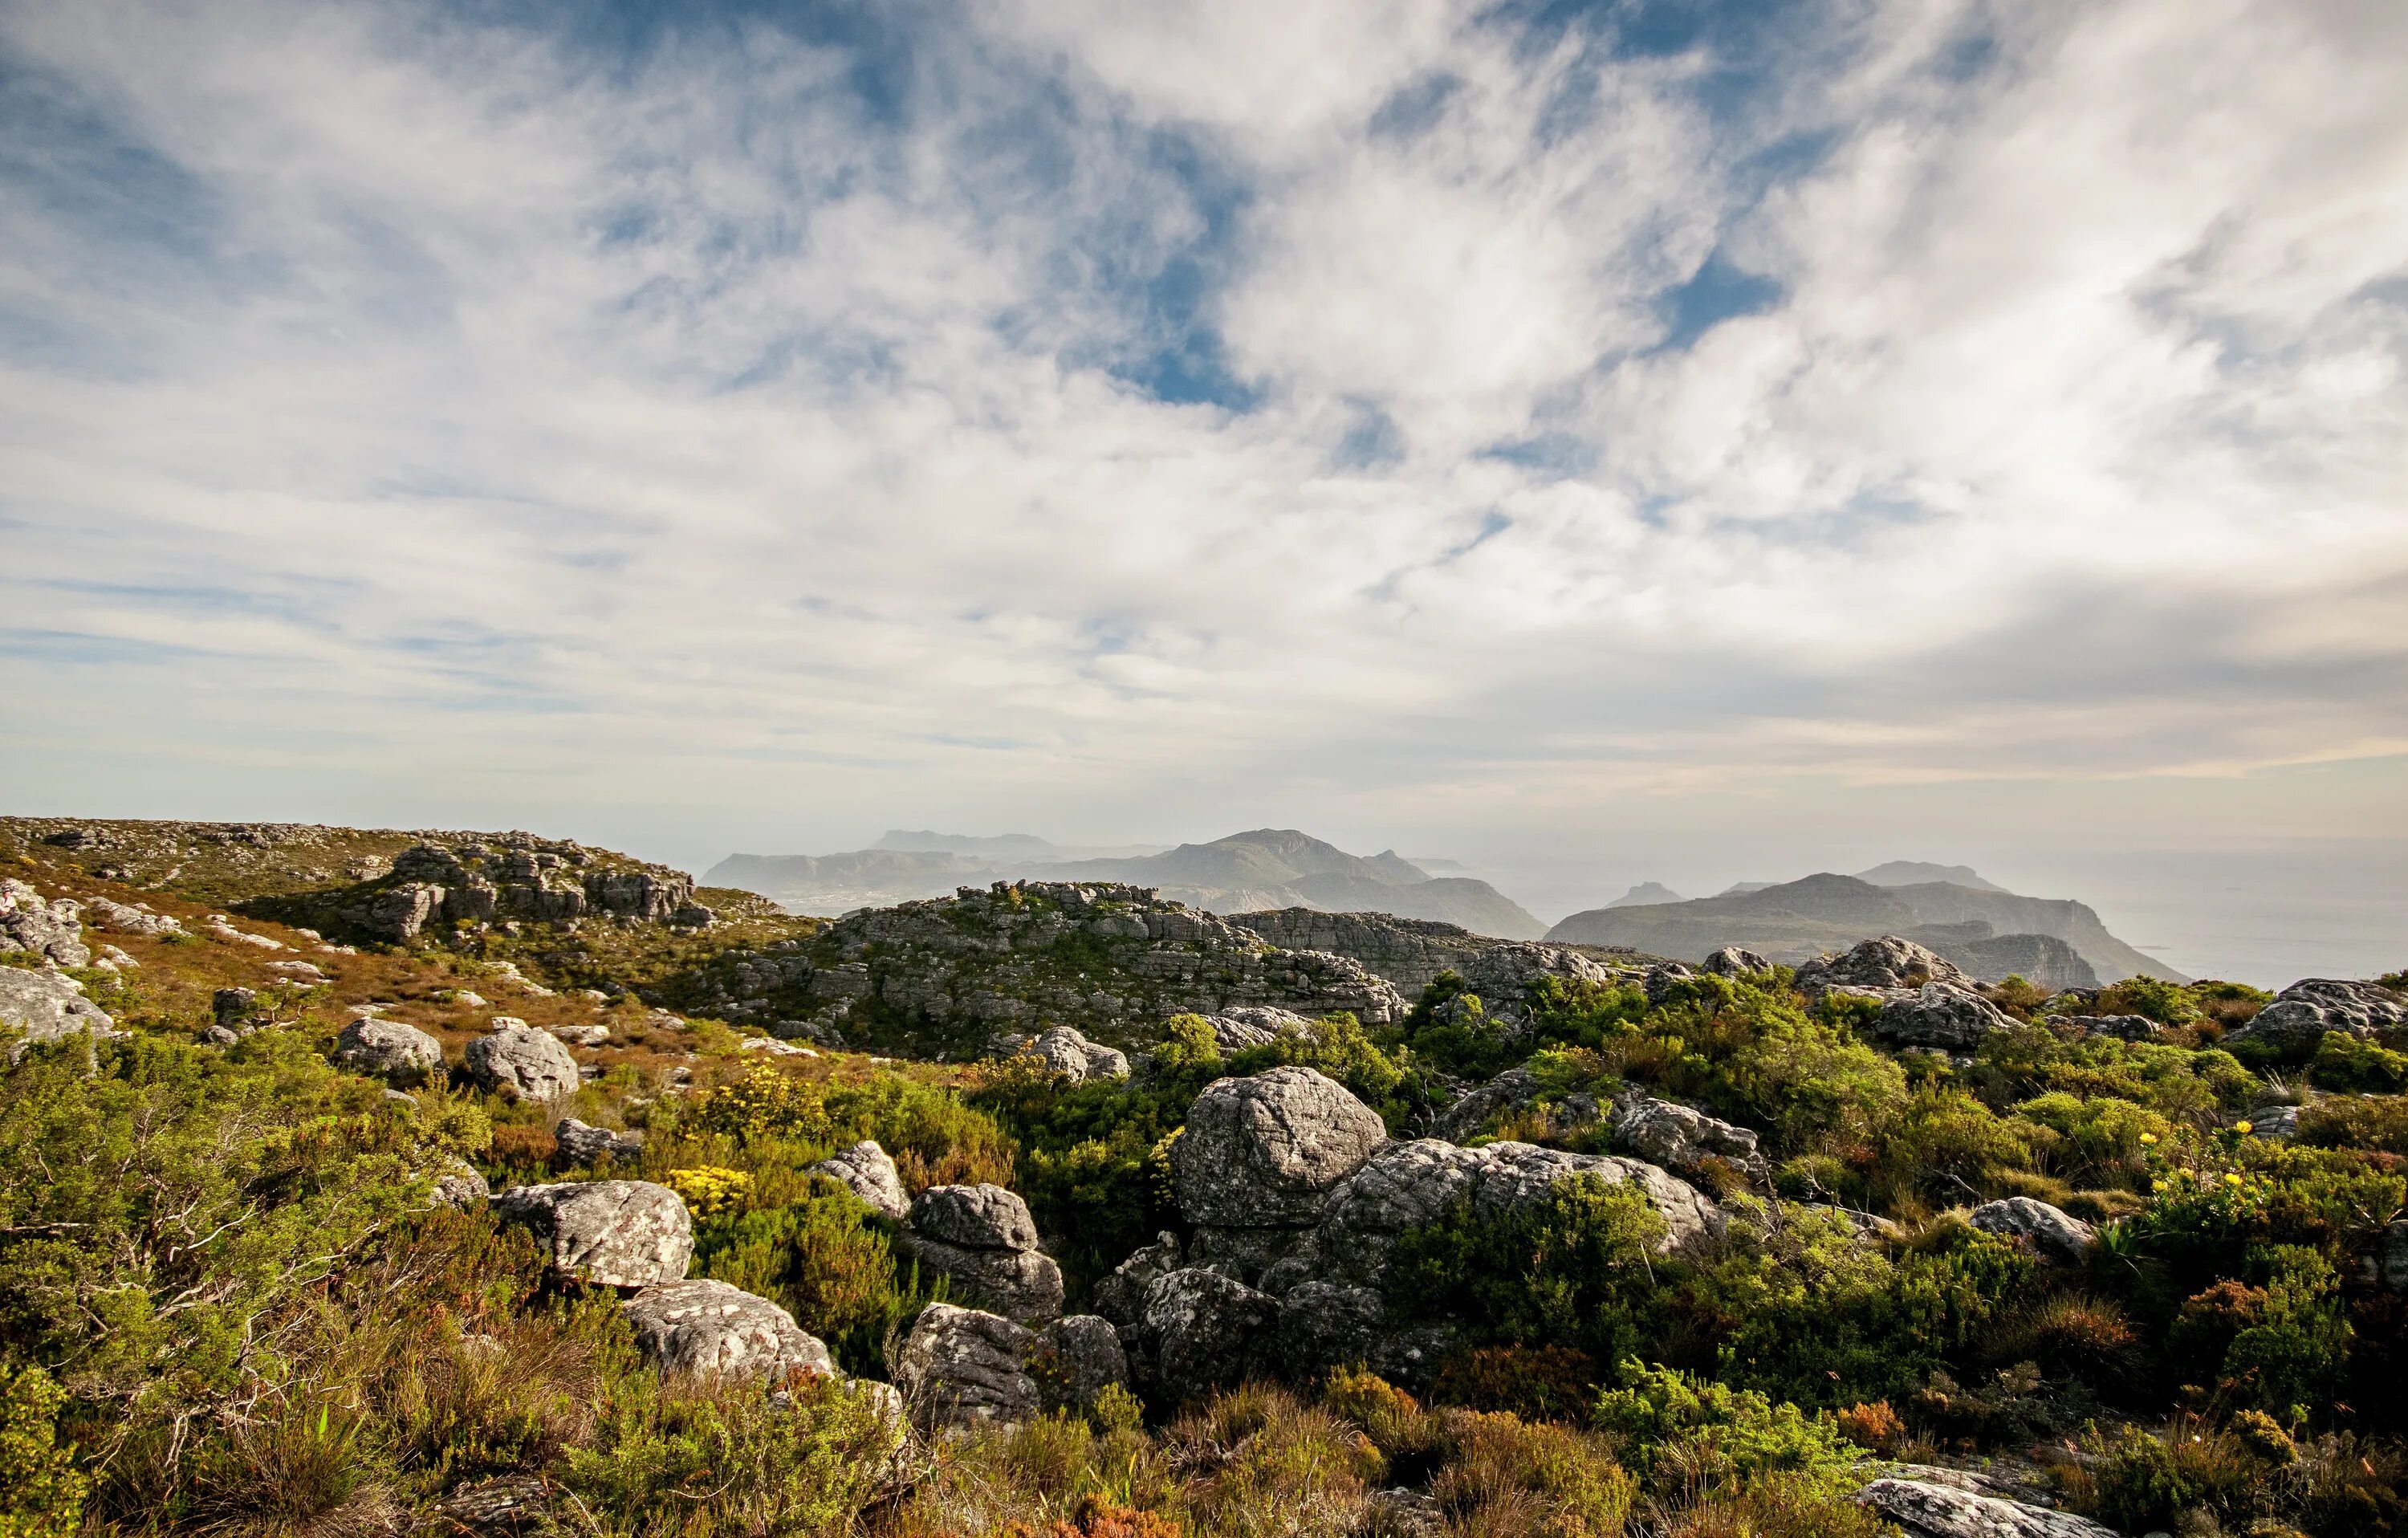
[
  {"left": 1144, "top": 1267, "right": 1281, "bottom": 1404},
  {"left": 1871, "top": 984, "right": 2015, "bottom": 1051},
  {"left": 1609, "top": 1092, "right": 1764, "bottom": 1182},
  {"left": 1701, "top": 946, "right": 1771, "bottom": 977},
  {"left": 1036, "top": 1315, "right": 1130, "bottom": 1412},
  {"left": 911, "top": 1184, "right": 1039, "bottom": 1251},
  {"left": 1026, "top": 1026, "right": 1129, "bottom": 1083},
  {"left": 496, "top": 1180, "right": 694, "bottom": 1288},
  {"left": 0, "top": 966, "right": 120, "bottom": 1059},
  {"left": 1967, "top": 1198, "right": 2094, "bottom": 1265},
  {"left": 464, "top": 1025, "right": 583, "bottom": 1103},
  {"left": 332, "top": 1017, "right": 444, "bottom": 1082},
  {"left": 623, "top": 1279, "right": 833, "bottom": 1381},
  {"left": 811, "top": 1141, "right": 909, "bottom": 1221},
  {"left": 85, "top": 897, "right": 182, "bottom": 938},
  {"left": 2231, "top": 978, "right": 2408, "bottom": 1051},
  {"left": 1853, "top": 1477, "right": 2117, "bottom": 1537},
  {"left": 0, "top": 881, "right": 87, "bottom": 967},
  {"left": 554, "top": 1118, "right": 645, "bottom": 1165},
  {"left": 891, "top": 1303, "right": 1041, "bottom": 1427},
  {"left": 1172, "top": 1067, "right": 1389, "bottom": 1227},
  {"left": 1796, "top": 936, "right": 1970, "bottom": 997}
]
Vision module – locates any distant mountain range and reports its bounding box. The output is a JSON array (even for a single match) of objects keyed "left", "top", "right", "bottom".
[
  {"left": 705, "top": 828, "right": 1549, "bottom": 938},
  {"left": 1548, "top": 869, "right": 2180, "bottom": 984}
]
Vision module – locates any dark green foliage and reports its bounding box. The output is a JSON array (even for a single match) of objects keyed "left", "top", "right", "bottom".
[
  {"left": 1590, "top": 1361, "right": 1867, "bottom": 1497},
  {"left": 693, "top": 1182, "right": 905, "bottom": 1373},
  {"left": 2312, "top": 1031, "right": 2408, "bottom": 1093},
  {"left": 1392, "top": 1175, "right": 1666, "bottom": 1365}
]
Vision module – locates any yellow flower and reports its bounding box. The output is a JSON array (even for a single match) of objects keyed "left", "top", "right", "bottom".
[
  {"left": 2151, "top": 1179, "right": 2167, "bottom": 1193},
  {"left": 2233, "top": 1120, "right": 2253, "bottom": 1135},
  {"left": 2224, "top": 1172, "right": 2243, "bottom": 1186},
  {"left": 2139, "top": 1133, "right": 2158, "bottom": 1145},
  {"left": 665, "top": 1164, "right": 754, "bottom": 1217}
]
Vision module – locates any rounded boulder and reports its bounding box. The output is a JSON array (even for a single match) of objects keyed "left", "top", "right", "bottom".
[
  {"left": 465, "top": 1024, "right": 582, "bottom": 1103},
  {"left": 1171, "top": 1066, "right": 1387, "bottom": 1227}
]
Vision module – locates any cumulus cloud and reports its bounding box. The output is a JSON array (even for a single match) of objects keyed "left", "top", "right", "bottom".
[{"left": 0, "top": 0, "right": 2402, "bottom": 884}]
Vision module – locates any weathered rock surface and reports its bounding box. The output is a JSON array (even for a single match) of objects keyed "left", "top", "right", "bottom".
[
  {"left": 1795, "top": 936, "right": 1970, "bottom": 997},
  {"left": 912, "top": 1184, "right": 1039, "bottom": 1251},
  {"left": 1967, "top": 1198, "right": 2094, "bottom": 1265},
  {"left": 1701, "top": 945, "right": 1771, "bottom": 976},
  {"left": 901, "top": 1239, "right": 1065, "bottom": 1324},
  {"left": 555, "top": 1118, "right": 645, "bottom": 1165},
  {"left": 1092, "top": 1231, "right": 1186, "bottom": 1332},
  {"left": 2231, "top": 978, "right": 2408, "bottom": 1050},
  {"left": 496, "top": 1180, "right": 694, "bottom": 1288},
  {"left": 892, "top": 1303, "right": 1040, "bottom": 1426},
  {"left": 431, "top": 1163, "right": 492, "bottom": 1206},
  {"left": 342, "top": 838, "right": 696, "bottom": 942},
  {"left": 1609, "top": 1092, "right": 1765, "bottom": 1182},
  {"left": 1853, "top": 1476, "right": 2118, "bottom": 1537},
  {"left": 0, "top": 966, "right": 120, "bottom": 1056},
  {"left": 333, "top": 1017, "right": 444, "bottom": 1080},
  {"left": 1869, "top": 983, "right": 2016, "bottom": 1050},
  {"left": 1190, "top": 1005, "right": 1315, "bottom": 1051},
  {"left": 85, "top": 897, "right": 183, "bottom": 937},
  {"left": 623, "top": 1278, "right": 834, "bottom": 1381},
  {"left": 811, "top": 1140, "right": 909, "bottom": 1221},
  {"left": 1172, "top": 1067, "right": 1389, "bottom": 1227},
  {"left": 1230, "top": 909, "right": 1633, "bottom": 999},
  {"left": 0, "top": 881, "right": 88, "bottom": 966},
  {"left": 465, "top": 1024, "right": 583, "bottom": 1103},
  {"left": 1271, "top": 1280, "right": 1445, "bottom": 1389},
  {"left": 1024, "top": 1024, "right": 1130, "bottom": 1081},
  {"left": 212, "top": 987, "right": 258, "bottom": 1026},
  {"left": 1262, "top": 1137, "right": 1718, "bottom": 1294},
  {"left": 1433, "top": 1065, "right": 1605, "bottom": 1143},
  {"left": 1143, "top": 1267, "right": 1280, "bottom": 1403},
  {"left": 1036, "top": 1315, "right": 1129, "bottom": 1411}
]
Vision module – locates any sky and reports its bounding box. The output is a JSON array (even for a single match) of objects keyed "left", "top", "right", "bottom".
[{"left": 2, "top": 0, "right": 2404, "bottom": 985}]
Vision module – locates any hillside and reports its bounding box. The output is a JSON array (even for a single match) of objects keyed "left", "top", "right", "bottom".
[
  {"left": 4, "top": 808, "right": 2406, "bottom": 1538},
  {"left": 1548, "top": 871, "right": 2182, "bottom": 983}
]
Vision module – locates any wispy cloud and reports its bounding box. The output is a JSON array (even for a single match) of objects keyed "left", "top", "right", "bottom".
[{"left": 0, "top": 0, "right": 2402, "bottom": 873}]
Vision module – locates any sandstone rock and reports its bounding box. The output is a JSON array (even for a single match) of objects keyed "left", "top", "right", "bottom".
[
  {"left": 196, "top": 1023, "right": 240, "bottom": 1048},
  {"left": 1092, "top": 1231, "right": 1186, "bottom": 1331},
  {"left": 1610, "top": 1092, "right": 1765, "bottom": 1181},
  {"left": 1796, "top": 936, "right": 1971, "bottom": 997},
  {"left": 1275, "top": 1280, "right": 1385, "bottom": 1377},
  {"left": 1025, "top": 1025, "right": 1130, "bottom": 1082},
  {"left": 1871, "top": 984, "right": 2016, "bottom": 1050},
  {"left": 623, "top": 1279, "right": 834, "bottom": 1381},
  {"left": 0, "top": 966, "right": 120, "bottom": 1058},
  {"left": 912, "top": 1184, "right": 1039, "bottom": 1251},
  {"left": 2231, "top": 978, "right": 2408, "bottom": 1051},
  {"left": 496, "top": 1180, "right": 694, "bottom": 1288},
  {"left": 432, "top": 1164, "right": 492, "bottom": 1206},
  {"left": 899, "top": 1238, "right": 1064, "bottom": 1324},
  {"left": 2076, "top": 1013, "right": 2159, "bottom": 1041},
  {"left": 1193, "top": 1005, "right": 1315, "bottom": 1052},
  {"left": 1144, "top": 1267, "right": 1280, "bottom": 1403},
  {"left": 1967, "top": 1198, "right": 2094, "bottom": 1265},
  {"left": 555, "top": 1118, "right": 645, "bottom": 1165},
  {"left": 1702, "top": 946, "right": 1771, "bottom": 977},
  {"left": 1037, "top": 1315, "right": 1129, "bottom": 1411},
  {"left": 547, "top": 1023, "right": 611, "bottom": 1048},
  {"left": 892, "top": 1303, "right": 1041, "bottom": 1426},
  {"left": 1172, "top": 1067, "right": 1389, "bottom": 1227},
  {"left": 465, "top": 1025, "right": 582, "bottom": 1103},
  {"left": 812, "top": 1141, "right": 910, "bottom": 1221},
  {"left": 1231, "top": 909, "right": 1628, "bottom": 999},
  {"left": 1853, "top": 1477, "right": 2117, "bottom": 1537},
  {"left": 333, "top": 1017, "right": 444, "bottom": 1081},
  {"left": 2244, "top": 1105, "right": 2300, "bottom": 1140},
  {"left": 0, "top": 880, "right": 88, "bottom": 966}
]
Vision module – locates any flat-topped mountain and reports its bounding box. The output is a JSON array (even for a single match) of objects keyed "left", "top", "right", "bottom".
[
  {"left": 1548, "top": 870, "right": 2174, "bottom": 985},
  {"left": 709, "top": 828, "right": 1548, "bottom": 938}
]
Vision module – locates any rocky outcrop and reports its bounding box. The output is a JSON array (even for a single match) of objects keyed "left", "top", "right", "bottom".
[
  {"left": 1433, "top": 1065, "right": 1605, "bottom": 1143},
  {"left": 1967, "top": 1198, "right": 2094, "bottom": 1265},
  {"left": 1853, "top": 1476, "right": 2117, "bottom": 1537},
  {"left": 1190, "top": 1005, "right": 1314, "bottom": 1051},
  {"left": 85, "top": 897, "right": 183, "bottom": 938},
  {"left": 901, "top": 1185, "right": 1064, "bottom": 1323},
  {"left": 811, "top": 1140, "right": 909, "bottom": 1221},
  {"left": 464, "top": 1025, "right": 583, "bottom": 1103},
  {"left": 555, "top": 1118, "right": 645, "bottom": 1165},
  {"left": 1023, "top": 1025, "right": 1130, "bottom": 1082},
  {"left": 1142, "top": 1267, "right": 1281, "bottom": 1404},
  {"left": 1795, "top": 936, "right": 1970, "bottom": 997},
  {"left": 1171, "top": 1067, "right": 1389, "bottom": 1228},
  {"left": 1701, "top": 946, "right": 1770, "bottom": 977},
  {"left": 496, "top": 1180, "right": 694, "bottom": 1288},
  {"left": 332, "top": 1017, "right": 444, "bottom": 1081},
  {"left": 0, "top": 881, "right": 88, "bottom": 966},
  {"left": 0, "top": 966, "right": 120, "bottom": 1058},
  {"left": 1273, "top": 1280, "right": 1449, "bottom": 1390},
  {"left": 1230, "top": 909, "right": 1632, "bottom": 999},
  {"left": 623, "top": 1279, "right": 834, "bottom": 1381},
  {"left": 1869, "top": 983, "right": 2016, "bottom": 1051},
  {"left": 340, "top": 837, "right": 696, "bottom": 942},
  {"left": 680, "top": 882, "right": 1409, "bottom": 1048},
  {"left": 2230, "top": 978, "right": 2408, "bottom": 1051},
  {"left": 892, "top": 1303, "right": 1041, "bottom": 1426},
  {"left": 1609, "top": 1092, "right": 1766, "bottom": 1182},
  {"left": 1092, "top": 1231, "right": 1186, "bottom": 1333}
]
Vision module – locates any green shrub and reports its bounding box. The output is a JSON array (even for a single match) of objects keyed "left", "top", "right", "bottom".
[
  {"left": 0, "top": 1367, "right": 85, "bottom": 1538},
  {"left": 2312, "top": 1032, "right": 2408, "bottom": 1094},
  {"left": 1391, "top": 1175, "right": 1666, "bottom": 1365},
  {"left": 694, "top": 1182, "right": 903, "bottom": 1371},
  {"left": 1591, "top": 1361, "right": 1867, "bottom": 1498}
]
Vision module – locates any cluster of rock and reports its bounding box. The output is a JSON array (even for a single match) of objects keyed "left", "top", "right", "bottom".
[
  {"left": 0, "top": 881, "right": 124, "bottom": 1059},
  {"left": 1, "top": 878, "right": 90, "bottom": 966},
  {"left": 897, "top": 1184, "right": 1066, "bottom": 1322},
  {"left": 689, "top": 882, "right": 1409, "bottom": 1048},
  {"left": 1228, "top": 909, "right": 1637, "bottom": 999},
  {"left": 993, "top": 1024, "right": 1131, "bottom": 1082},
  {"left": 2227, "top": 977, "right": 2408, "bottom": 1052},
  {"left": 340, "top": 838, "right": 704, "bottom": 943},
  {"left": 1795, "top": 937, "right": 2017, "bottom": 1052}
]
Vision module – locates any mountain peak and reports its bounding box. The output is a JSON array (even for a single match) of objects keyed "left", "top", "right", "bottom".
[
  {"left": 1605, "top": 881, "right": 1684, "bottom": 908},
  {"left": 1855, "top": 860, "right": 2005, "bottom": 893}
]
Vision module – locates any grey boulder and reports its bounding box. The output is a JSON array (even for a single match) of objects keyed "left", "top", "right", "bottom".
[
  {"left": 86, "top": 897, "right": 183, "bottom": 938},
  {"left": 912, "top": 1183, "right": 1039, "bottom": 1251},
  {"left": 898, "top": 1239, "right": 1064, "bottom": 1324},
  {"left": 1172, "top": 1066, "right": 1389, "bottom": 1227},
  {"left": 2232, "top": 978, "right": 2408, "bottom": 1051},
  {"left": 0, "top": 966, "right": 120, "bottom": 1058},
  {"left": 1702, "top": 946, "right": 1771, "bottom": 977},
  {"left": 623, "top": 1279, "right": 834, "bottom": 1381},
  {"left": 465, "top": 1024, "right": 583, "bottom": 1103},
  {"left": 0, "top": 880, "right": 87, "bottom": 967},
  {"left": 1853, "top": 1477, "right": 2117, "bottom": 1537},
  {"left": 1796, "top": 936, "right": 1970, "bottom": 997},
  {"left": 333, "top": 1017, "right": 444, "bottom": 1081},
  {"left": 1027, "top": 1025, "right": 1129, "bottom": 1082},
  {"left": 1144, "top": 1267, "right": 1280, "bottom": 1404},
  {"left": 1967, "top": 1197, "right": 2094, "bottom": 1265},
  {"left": 811, "top": 1140, "right": 909, "bottom": 1221},
  {"left": 1036, "top": 1315, "right": 1130, "bottom": 1411},
  {"left": 1092, "top": 1231, "right": 1186, "bottom": 1331},
  {"left": 496, "top": 1179, "right": 694, "bottom": 1288},
  {"left": 1610, "top": 1092, "right": 1765, "bottom": 1181},
  {"left": 1872, "top": 984, "right": 2015, "bottom": 1050},
  {"left": 554, "top": 1117, "right": 645, "bottom": 1165},
  {"left": 1192, "top": 1006, "right": 1314, "bottom": 1052},
  {"left": 892, "top": 1303, "right": 1041, "bottom": 1427}
]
